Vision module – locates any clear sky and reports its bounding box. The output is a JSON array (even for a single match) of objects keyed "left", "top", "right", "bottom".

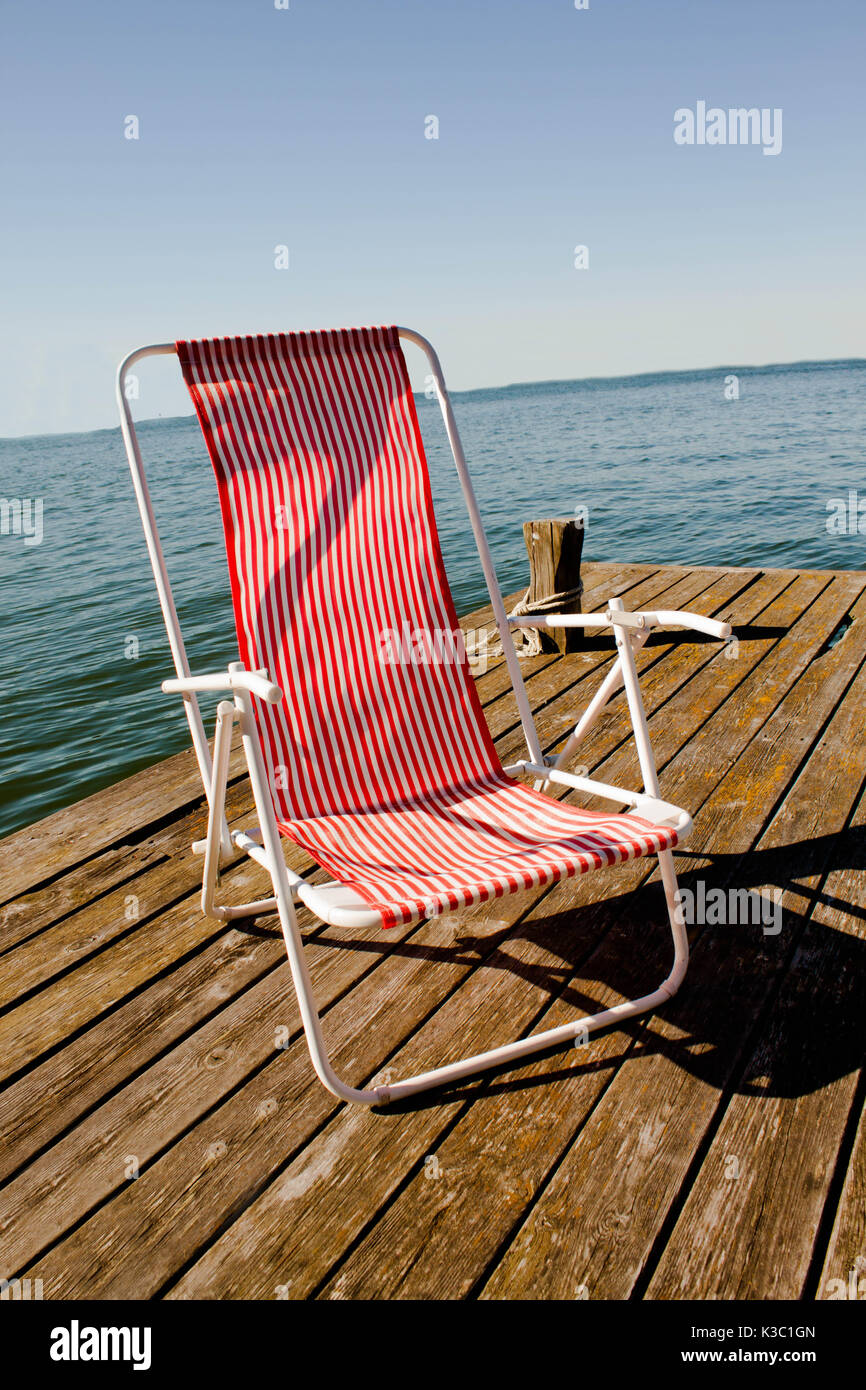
[{"left": 2, "top": 0, "right": 864, "bottom": 436}]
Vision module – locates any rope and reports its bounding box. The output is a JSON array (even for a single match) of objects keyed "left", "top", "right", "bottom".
[{"left": 466, "top": 580, "right": 585, "bottom": 666}]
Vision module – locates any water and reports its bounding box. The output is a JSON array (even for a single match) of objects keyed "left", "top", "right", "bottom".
[{"left": 1, "top": 359, "right": 864, "bottom": 837}]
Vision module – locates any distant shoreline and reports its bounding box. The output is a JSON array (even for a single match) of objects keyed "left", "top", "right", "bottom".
[{"left": 3, "top": 356, "right": 864, "bottom": 445}]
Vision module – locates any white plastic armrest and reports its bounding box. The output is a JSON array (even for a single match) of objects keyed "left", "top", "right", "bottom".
[
  {"left": 638, "top": 610, "right": 732, "bottom": 640},
  {"left": 162, "top": 668, "right": 283, "bottom": 705},
  {"left": 505, "top": 613, "right": 608, "bottom": 630},
  {"left": 506, "top": 609, "right": 732, "bottom": 641}
]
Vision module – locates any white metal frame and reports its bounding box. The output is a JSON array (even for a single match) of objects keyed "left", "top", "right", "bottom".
[{"left": 116, "top": 328, "right": 731, "bottom": 1106}]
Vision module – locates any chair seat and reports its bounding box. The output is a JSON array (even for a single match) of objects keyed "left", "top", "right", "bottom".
[{"left": 279, "top": 773, "right": 679, "bottom": 928}]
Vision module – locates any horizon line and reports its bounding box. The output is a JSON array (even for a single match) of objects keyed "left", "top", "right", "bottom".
[{"left": 3, "top": 352, "right": 864, "bottom": 444}]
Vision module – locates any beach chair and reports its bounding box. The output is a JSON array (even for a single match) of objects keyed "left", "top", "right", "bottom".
[{"left": 117, "top": 326, "right": 731, "bottom": 1105}]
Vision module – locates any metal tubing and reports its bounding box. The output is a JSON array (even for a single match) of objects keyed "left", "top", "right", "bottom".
[
  {"left": 163, "top": 668, "right": 283, "bottom": 705},
  {"left": 231, "top": 682, "right": 385, "bottom": 1105},
  {"left": 657, "top": 847, "right": 690, "bottom": 985},
  {"left": 547, "top": 630, "right": 649, "bottom": 788},
  {"left": 608, "top": 597, "right": 663, "bottom": 799},
  {"left": 509, "top": 609, "right": 731, "bottom": 640},
  {"left": 517, "top": 763, "right": 644, "bottom": 808},
  {"left": 200, "top": 700, "right": 237, "bottom": 917},
  {"left": 220, "top": 898, "right": 279, "bottom": 919},
  {"left": 379, "top": 987, "right": 667, "bottom": 1103},
  {"left": 378, "top": 852, "right": 690, "bottom": 1104},
  {"left": 116, "top": 346, "right": 220, "bottom": 808},
  {"left": 640, "top": 610, "right": 731, "bottom": 640},
  {"left": 398, "top": 328, "right": 545, "bottom": 767},
  {"left": 505, "top": 613, "right": 611, "bottom": 629}
]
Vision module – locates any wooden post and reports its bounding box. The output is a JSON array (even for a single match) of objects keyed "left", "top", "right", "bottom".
[{"left": 521, "top": 516, "right": 585, "bottom": 654}]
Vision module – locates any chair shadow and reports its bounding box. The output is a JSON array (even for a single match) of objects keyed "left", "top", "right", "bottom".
[
  {"left": 575, "top": 623, "right": 787, "bottom": 656},
  {"left": 240, "top": 825, "right": 865, "bottom": 1112}
]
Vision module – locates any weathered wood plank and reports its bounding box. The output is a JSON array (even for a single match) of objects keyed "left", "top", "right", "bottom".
[
  {"left": 0, "top": 841, "right": 168, "bottom": 956},
  {"left": 0, "top": 770, "right": 320, "bottom": 1005},
  {"left": 311, "top": 579, "right": 865, "bottom": 1299},
  {"left": 0, "top": 861, "right": 259, "bottom": 1088},
  {"left": 0, "top": 564, "right": 670, "bottom": 1176},
  {"left": 312, "top": 567, "right": 856, "bottom": 1301},
  {"left": 478, "top": 587, "right": 866, "bottom": 1300},
  {"left": 646, "top": 763, "right": 866, "bottom": 1299},
  {"left": 1, "top": 905, "right": 424, "bottom": 1277},
  {"left": 0, "top": 740, "right": 249, "bottom": 907},
  {"left": 817, "top": 1096, "right": 866, "bottom": 1301},
  {"left": 1, "top": 562, "right": 862, "bottom": 1304},
  {"left": 149, "top": 577, "right": 803, "bottom": 1297},
  {"left": 20, "top": 575, "right": 751, "bottom": 1294},
  {"left": 0, "top": 856, "right": 215, "bottom": 1012},
  {"left": 0, "top": 923, "right": 287, "bottom": 1185}
]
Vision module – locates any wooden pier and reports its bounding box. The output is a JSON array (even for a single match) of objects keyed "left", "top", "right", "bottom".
[{"left": 1, "top": 560, "right": 864, "bottom": 1301}]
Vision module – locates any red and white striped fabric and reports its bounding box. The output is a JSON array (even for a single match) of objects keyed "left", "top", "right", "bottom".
[{"left": 178, "top": 327, "right": 677, "bottom": 927}]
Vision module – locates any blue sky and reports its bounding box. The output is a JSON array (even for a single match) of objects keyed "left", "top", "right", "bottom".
[{"left": 2, "top": 0, "right": 864, "bottom": 435}]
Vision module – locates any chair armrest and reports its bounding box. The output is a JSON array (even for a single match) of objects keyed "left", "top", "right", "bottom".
[
  {"left": 636, "top": 610, "right": 732, "bottom": 641},
  {"left": 505, "top": 613, "right": 609, "bottom": 629},
  {"left": 506, "top": 609, "right": 732, "bottom": 641},
  {"left": 162, "top": 667, "right": 283, "bottom": 705}
]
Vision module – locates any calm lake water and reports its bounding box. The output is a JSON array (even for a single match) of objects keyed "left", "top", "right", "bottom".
[{"left": 1, "top": 358, "right": 864, "bottom": 836}]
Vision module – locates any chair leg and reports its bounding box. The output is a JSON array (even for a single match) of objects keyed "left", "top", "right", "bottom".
[
  {"left": 198, "top": 703, "right": 282, "bottom": 923},
  {"left": 543, "top": 627, "right": 650, "bottom": 791},
  {"left": 230, "top": 684, "right": 388, "bottom": 1106},
  {"left": 274, "top": 846, "right": 689, "bottom": 1108},
  {"left": 199, "top": 701, "right": 238, "bottom": 920},
  {"left": 231, "top": 680, "right": 690, "bottom": 1108}
]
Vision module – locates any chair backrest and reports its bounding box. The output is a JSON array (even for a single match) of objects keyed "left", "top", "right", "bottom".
[{"left": 177, "top": 326, "right": 502, "bottom": 824}]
